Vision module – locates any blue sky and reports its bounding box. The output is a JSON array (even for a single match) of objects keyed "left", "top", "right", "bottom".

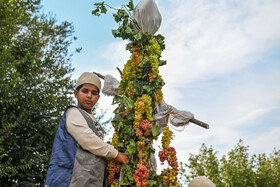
[{"left": 42, "top": 0, "right": 280, "bottom": 171}]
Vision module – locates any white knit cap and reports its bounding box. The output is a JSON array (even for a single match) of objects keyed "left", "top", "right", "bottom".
[
  {"left": 75, "top": 72, "right": 101, "bottom": 92},
  {"left": 188, "top": 176, "right": 215, "bottom": 187}
]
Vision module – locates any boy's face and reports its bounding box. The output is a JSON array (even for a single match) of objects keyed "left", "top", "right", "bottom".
[{"left": 74, "top": 83, "right": 100, "bottom": 113}]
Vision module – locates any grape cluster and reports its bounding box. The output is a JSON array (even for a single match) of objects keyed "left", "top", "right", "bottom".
[
  {"left": 148, "top": 72, "right": 155, "bottom": 82},
  {"left": 127, "top": 81, "right": 137, "bottom": 100},
  {"left": 132, "top": 46, "right": 143, "bottom": 68},
  {"left": 144, "top": 38, "right": 162, "bottom": 76},
  {"left": 107, "top": 159, "right": 122, "bottom": 185},
  {"left": 136, "top": 140, "right": 150, "bottom": 165},
  {"left": 133, "top": 164, "right": 149, "bottom": 187},
  {"left": 135, "top": 128, "right": 143, "bottom": 137},
  {"left": 122, "top": 46, "right": 143, "bottom": 81},
  {"left": 134, "top": 94, "right": 153, "bottom": 129},
  {"left": 135, "top": 120, "right": 153, "bottom": 138},
  {"left": 118, "top": 80, "right": 137, "bottom": 100},
  {"left": 144, "top": 38, "right": 162, "bottom": 56},
  {"left": 135, "top": 120, "right": 153, "bottom": 165},
  {"left": 123, "top": 59, "right": 137, "bottom": 81},
  {"left": 110, "top": 181, "right": 119, "bottom": 187},
  {"left": 158, "top": 126, "right": 179, "bottom": 186},
  {"left": 154, "top": 88, "right": 163, "bottom": 105},
  {"left": 112, "top": 132, "right": 119, "bottom": 149},
  {"left": 144, "top": 55, "right": 159, "bottom": 76},
  {"left": 120, "top": 46, "right": 142, "bottom": 97},
  {"left": 161, "top": 168, "right": 178, "bottom": 187},
  {"left": 158, "top": 147, "right": 179, "bottom": 171},
  {"left": 161, "top": 127, "right": 174, "bottom": 149}
]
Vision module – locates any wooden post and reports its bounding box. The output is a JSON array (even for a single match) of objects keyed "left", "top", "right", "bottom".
[{"left": 190, "top": 118, "right": 209, "bottom": 129}]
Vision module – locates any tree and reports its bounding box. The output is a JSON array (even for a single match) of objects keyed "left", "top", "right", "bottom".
[
  {"left": 0, "top": 0, "right": 76, "bottom": 185},
  {"left": 255, "top": 150, "right": 280, "bottom": 187},
  {"left": 219, "top": 140, "right": 255, "bottom": 186},
  {"left": 178, "top": 140, "right": 280, "bottom": 187},
  {"left": 178, "top": 143, "right": 221, "bottom": 186}
]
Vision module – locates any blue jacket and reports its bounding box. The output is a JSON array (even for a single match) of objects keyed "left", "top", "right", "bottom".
[
  {"left": 45, "top": 105, "right": 77, "bottom": 186},
  {"left": 45, "top": 106, "right": 106, "bottom": 187}
]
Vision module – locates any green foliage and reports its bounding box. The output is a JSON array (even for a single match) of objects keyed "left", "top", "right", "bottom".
[
  {"left": 178, "top": 140, "right": 280, "bottom": 187},
  {"left": 92, "top": 0, "right": 166, "bottom": 49},
  {"left": 220, "top": 140, "right": 255, "bottom": 186},
  {"left": 127, "top": 140, "right": 137, "bottom": 154},
  {"left": 255, "top": 150, "right": 280, "bottom": 187},
  {"left": 0, "top": 0, "right": 76, "bottom": 185},
  {"left": 183, "top": 144, "right": 221, "bottom": 185},
  {"left": 92, "top": 2, "right": 107, "bottom": 16},
  {"left": 127, "top": 0, "right": 134, "bottom": 11}
]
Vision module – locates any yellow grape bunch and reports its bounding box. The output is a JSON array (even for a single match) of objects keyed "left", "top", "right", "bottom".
[
  {"left": 161, "top": 126, "right": 174, "bottom": 149},
  {"left": 122, "top": 46, "right": 143, "bottom": 81},
  {"left": 110, "top": 181, "right": 119, "bottom": 187},
  {"left": 136, "top": 140, "right": 150, "bottom": 165},
  {"left": 134, "top": 94, "right": 153, "bottom": 129},
  {"left": 161, "top": 168, "right": 178, "bottom": 187},
  {"left": 154, "top": 88, "right": 163, "bottom": 104},
  {"left": 122, "top": 58, "right": 137, "bottom": 81},
  {"left": 112, "top": 132, "right": 119, "bottom": 149},
  {"left": 127, "top": 81, "right": 137, "bottom": 100},
  {"left": 144, "top": 38, "right": 162, "bottom": 76}
]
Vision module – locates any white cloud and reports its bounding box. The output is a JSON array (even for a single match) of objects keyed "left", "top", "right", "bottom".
[
  {"left": 100, "top": 40, "right": 131, "bottom": 76},
  {"left": 157, "top": 0, "right": 280, "bottom": 87}
]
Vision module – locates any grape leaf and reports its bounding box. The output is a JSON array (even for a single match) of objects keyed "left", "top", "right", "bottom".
[
  {"left": 151, "top": 125, "right": 160, "bottom": 137},
  {"left": 127, "top": 140, "right": 137, "bottom": 154}
]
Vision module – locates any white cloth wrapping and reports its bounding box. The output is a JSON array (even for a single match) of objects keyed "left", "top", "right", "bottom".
[
  {"left": 154, "top": 100, "right": 194, "bottom": 134},
  {"left": 102, "top": 74, "right": 120, "bottom": 96},
  {"left": 132, "top": 0, "right": 162, "bottom": 35}
]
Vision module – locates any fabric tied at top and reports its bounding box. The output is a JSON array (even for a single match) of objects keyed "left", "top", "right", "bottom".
[
  {"left": 132, "top": 0, "right": 162, "bottom": 35},
  {"left": 154, "top": 100, "right": 194, "bottom": 134},
  {"left": 102, "top": 74, "right": 120, "bottom": 96}
]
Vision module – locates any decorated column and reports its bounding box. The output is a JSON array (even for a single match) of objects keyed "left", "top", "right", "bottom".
[{"left": 93, "top": 1, "right": 208, "bottom": 186}]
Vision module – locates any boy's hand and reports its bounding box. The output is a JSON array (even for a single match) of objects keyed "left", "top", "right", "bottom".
[{"left": 115, "top": 152, "right": 129, "bottom": 165}]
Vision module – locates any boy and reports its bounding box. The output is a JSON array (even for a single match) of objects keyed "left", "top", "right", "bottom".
[{"left": 45, "top": 72, "right": 129, "bottom": 187}]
